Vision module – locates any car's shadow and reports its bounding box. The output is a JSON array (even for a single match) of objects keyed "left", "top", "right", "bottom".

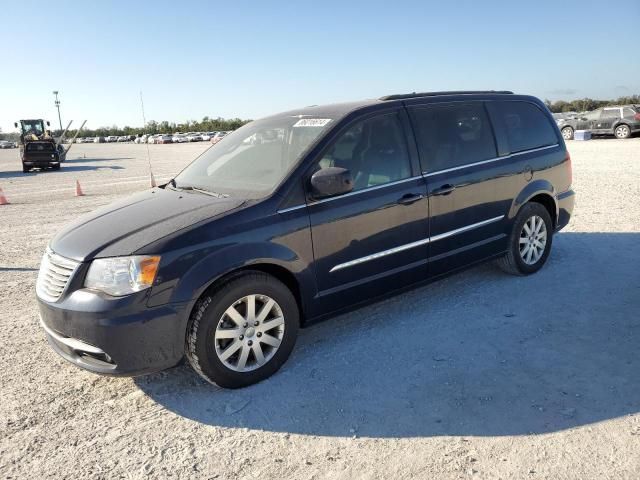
[
  {"left": 63, "top": 157, "right": 133, "bottom": 163},
  {"left": 0, "top": 165, "right": 124, "bottom": 178},
  {"left": 136, "top": 232, "right": 640, "bottom": 438}
]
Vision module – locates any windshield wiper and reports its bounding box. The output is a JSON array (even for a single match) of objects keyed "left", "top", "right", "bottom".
[{"left": 170, "top": 181, "right": 229, "bottom": 198}]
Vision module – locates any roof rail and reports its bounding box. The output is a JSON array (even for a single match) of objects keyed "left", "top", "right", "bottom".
[{"left": 379, "top": 90, "right": 514, "bottom": 101}]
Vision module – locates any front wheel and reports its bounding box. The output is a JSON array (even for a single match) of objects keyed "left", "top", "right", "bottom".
[
  {"left": 561, "top": 126, "right": 574, "bottom": 140},
  {"left": 614, "top": 124, "right": 631, "bottom": 139},
  {"left": 185, "top": 271, "right": 299, "bottom": 388},
  {"left": 497, "top": 203, "right": 553, "bottom": 276}
]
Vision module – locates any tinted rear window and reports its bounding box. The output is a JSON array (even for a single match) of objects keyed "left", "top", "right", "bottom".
[
  {"left": 491, "top": 101, "right": 557, "bottom": 153},
  {"left": 409, "top": 102, "right": 497, "bottom": 173},
  {"left": 26, "top": 143, "right": 54, "bottom": 152}
]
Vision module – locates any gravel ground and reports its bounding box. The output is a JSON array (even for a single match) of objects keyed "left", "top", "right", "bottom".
[{"left": 0, "top": 139, "right": 639, "bottom": 479}]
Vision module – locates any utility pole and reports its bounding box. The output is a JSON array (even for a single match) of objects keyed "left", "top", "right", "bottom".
[{"left": 53, "top": 91, "right": 63, "bottom": 132}]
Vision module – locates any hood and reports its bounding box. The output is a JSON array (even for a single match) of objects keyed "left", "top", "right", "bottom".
[{"left": 51, "top": 187, "right": 246, "bottom": 261}]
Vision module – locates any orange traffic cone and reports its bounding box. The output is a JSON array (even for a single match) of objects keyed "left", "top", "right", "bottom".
[
  {"left": 75, "top": 180, "right": 84, "bottom": 197},
  {"left": 150, "top": 171, "right": 156, "bottom": 188},
  {"left": 0, "top": 187, "right": 9, "bottom": 205}
]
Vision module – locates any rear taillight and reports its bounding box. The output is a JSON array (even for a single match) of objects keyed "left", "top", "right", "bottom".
[{"left": 634, "top": 113, "right": 640, "bottom": 121}]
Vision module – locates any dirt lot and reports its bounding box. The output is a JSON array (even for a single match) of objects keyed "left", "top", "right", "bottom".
[{"left": 0, "top": 140, "right": 639, "bottom": 479}]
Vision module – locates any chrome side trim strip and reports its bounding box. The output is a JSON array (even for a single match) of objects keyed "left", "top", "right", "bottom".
[
  {"left": 423, "top": 144, "right": 559, "bottom": 177},
  {"left": 329, "top": 215, "right": 505, "bottom": 273},
  {"left": 311, "top": 175, "right": 423, "bottom": 206},
  {"left": 430, "top": 215, "right": 504, "bottom": 242},
  {"left": 277, "top": 204, "right": 307, "bottom": 214},
  {"left": 330, "top": 237, "right": 431, "bottom": 272}
]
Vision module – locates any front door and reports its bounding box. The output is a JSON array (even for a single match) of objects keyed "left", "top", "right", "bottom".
[
  {"left": 576, "top": 108, "right": 602, "bottom": 131},
  {"left": 307, "top": 110, "right": 429, "bottom": 306}
]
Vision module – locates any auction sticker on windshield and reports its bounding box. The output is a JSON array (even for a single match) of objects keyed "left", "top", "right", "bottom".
[{"left": 293, "top": 118, "right": 332, "bottom": 127}]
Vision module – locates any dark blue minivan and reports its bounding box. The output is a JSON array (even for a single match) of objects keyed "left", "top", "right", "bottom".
[{"left": 37, "top": 91, "right": 575, "bottom": 388}]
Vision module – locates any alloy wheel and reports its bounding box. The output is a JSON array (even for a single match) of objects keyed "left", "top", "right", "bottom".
[
  {"left": 214, "top": 294, "right": 285, "bottom": 372},
  {"left": 562, "top": 127, "right": 573, "bottom": 140},
  {"left": 615, "top": 125, "right": 629, "bottom": 139},
  {"left": 519, "top": 215, "right": 547, "bottom": 265}
]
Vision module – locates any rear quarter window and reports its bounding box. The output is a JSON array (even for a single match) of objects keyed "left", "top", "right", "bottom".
[{"left": 491, "top": 101, "right": 558, "bottom": 153}]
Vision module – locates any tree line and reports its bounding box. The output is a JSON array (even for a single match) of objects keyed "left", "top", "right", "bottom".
[
  {"left": 52, "top": 116, "right": 251, "bottom": 139},
  {"left": 544, "top": 95, "right": 640, "bottom": 113}
]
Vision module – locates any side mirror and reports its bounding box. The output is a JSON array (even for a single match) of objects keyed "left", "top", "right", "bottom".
[
  {"left": 47, "top": 121, "right": 51, "bottom": 126},
  {"left": 14, "top": 122, "right": 18, "bottom": 128},
  {"left": 310, "top": 167, "right": 353, "bottom": 199}
]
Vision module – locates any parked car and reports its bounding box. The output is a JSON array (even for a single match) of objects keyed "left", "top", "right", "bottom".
[
  {"left": 200, "top": 131, "right": 217, "bottom": 141},
  {"left": 0, "top": 140, "right": 16, "bottom": 149},
  {"left": 94, "top": 137, "right": 105, "bottom": 143},
  {"left": 36, "top": 90, "right": 574, "bottom": 388},
  {"left": 210, "top": 131, "right": 229, "bottom": 144},
  {"left": 117, "top": 136, "right": 128, "bottom": 142},
  {"left": 106, "top": 136, "right": 118, "bottom": 143},
  {"left": 557, "top": 105, "right": 640, "bottom": 140},
  {"left": 172, "top": 134, "right": 188, "bottom": 143},
  {"left": 187, "top": 133, "right": 203, "bottom": 142},
  {"left": 157, "top": 135, "right": 173, "bottom": 144}
]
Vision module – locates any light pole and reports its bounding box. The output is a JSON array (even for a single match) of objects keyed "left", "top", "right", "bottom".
[{"left": 53, "top": 91, "right": 62, "bottom": 132}]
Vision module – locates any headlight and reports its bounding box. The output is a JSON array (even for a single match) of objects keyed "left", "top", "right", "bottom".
[{"left": 85, "top": 255, "right": 161, "bottom": 296}]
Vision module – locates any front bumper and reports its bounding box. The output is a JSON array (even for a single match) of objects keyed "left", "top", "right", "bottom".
[
  {"left": 37, "top": 289, "right": 190, "bottom": 376},
  {"left": 556, "top": 189, "right": 575, "bottom": 231}
]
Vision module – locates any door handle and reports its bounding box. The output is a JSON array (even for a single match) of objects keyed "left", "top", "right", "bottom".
[
  {"left": 432, "top": 184, "right": 456, "bottom": 196},
  {"left": 397, "top": 193, "right": 424, "bottom": 205}
]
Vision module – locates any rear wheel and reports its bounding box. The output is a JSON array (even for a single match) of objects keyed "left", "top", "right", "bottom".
[
  {"left": 185, "top": 271, "right": 299, "bottom": 388},
  {"left": 614, "top": 124, "right": 631, "bottom": 139},
  {"left": 497, "top": 203, "right": 553, "bottom": 276},
  {"left": 561, "top": 126, "right": 574, "bottom": 140},
  {"left": 52, "top": 164, "right": 61, "bottom": 171}
]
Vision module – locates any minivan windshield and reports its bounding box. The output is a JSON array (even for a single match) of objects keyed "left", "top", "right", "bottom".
[{"left": 173, "top": 115, "right": 335, "bottom": 198}]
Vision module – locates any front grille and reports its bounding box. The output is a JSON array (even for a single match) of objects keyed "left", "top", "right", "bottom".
[{"left": 36, "top": 249, "right": 79, "bottom": 302}]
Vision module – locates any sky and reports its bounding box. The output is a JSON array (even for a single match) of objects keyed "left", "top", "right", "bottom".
[{"left": 1, "top": 0, "right": 638, "bottom": 133}]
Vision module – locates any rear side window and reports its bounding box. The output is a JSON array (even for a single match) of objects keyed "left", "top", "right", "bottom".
[
  {"left": 602, "top": 108, "right": 621, "bottom": 118},
  {"left": 491, "top": 101, "right": 557, "bottom": 153},
  {"left": 623, "top": 107, "right": 636, "bottom": 118},
  {"left": 409, "top": 102, "right": 497, "bottom": 173}
]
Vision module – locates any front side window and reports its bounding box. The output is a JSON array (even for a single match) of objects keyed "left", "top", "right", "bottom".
[
  {"left": 584, "top": 109, "right": 602, "bottom": 121},
  {"left": 315, "top": 113, "right": 411, "bottom": 191},
  {"left": 492, "top": 101, "right": 558, "bottom": 153},
  {"left": 410, "top": 102, "right": 497, "bottom": 173},
  {"left": 174, "top": 115, "right": 335, "bottom": 199}
]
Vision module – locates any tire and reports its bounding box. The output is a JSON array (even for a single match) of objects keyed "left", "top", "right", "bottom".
[
  {"left": 614, "top": 124, "right": 631, "bottom": 139},
  {"left": 52, "top": 164, "right": 60, "bottom": 171},
  {"left": 497, "top": 202, "right": 553, "bottom": 276},
  {"left": 22, "top": 166, "right": 30, "bottom": 173},
  {"left": 185, "top": 271, "right": 299, "bottom": 388},
  {"left": 561, "top": 126, "right": 574, "bottom": 140}
]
